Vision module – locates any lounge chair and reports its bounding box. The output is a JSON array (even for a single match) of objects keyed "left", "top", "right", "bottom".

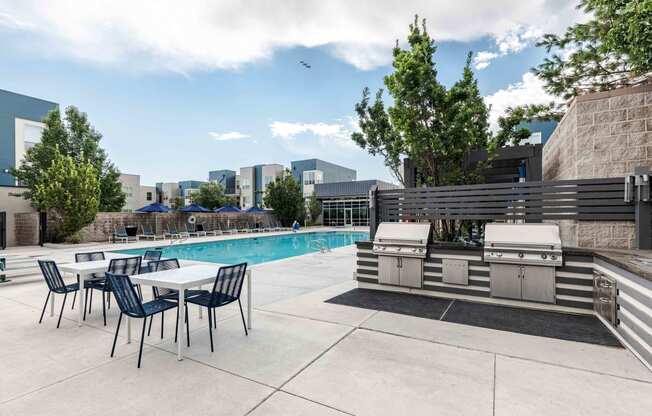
[
  {"left": 221, "top": 223, "right": 236, "bottom": 234},
  {"left": 138, "top": 225, "right": 165, "bottom": 240},
  {"left": 199, "top": 223, "right": 220, "bottom": 236},
  {"left": 165, "top": 225, "right": 188, "bottom": 239},
  {"left": 114, "top": 226, "right": 138, "bottom": 243},
  {"left": 185, "top": 224, "right": 200, "bottom": 237}
]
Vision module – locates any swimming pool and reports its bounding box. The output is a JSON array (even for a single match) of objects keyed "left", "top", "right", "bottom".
[{"left": 114, "top": 231, "right": 369, "bottom": 265}]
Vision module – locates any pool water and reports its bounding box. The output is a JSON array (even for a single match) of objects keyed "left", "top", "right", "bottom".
[{"left": 114, "top": 231, "right": 369, "bottom": 265}]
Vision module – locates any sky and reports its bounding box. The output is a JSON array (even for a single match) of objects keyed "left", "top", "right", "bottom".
[{"left": 0, "top": 0, "right": 584, "bottom": 185}]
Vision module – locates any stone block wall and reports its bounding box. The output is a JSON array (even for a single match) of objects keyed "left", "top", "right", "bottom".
[
  {"left": 14, "top": 212, "right": 39, "bottom": 246},
  {"left": 542, "top": 83, "right": 652, "bottom": 249}
]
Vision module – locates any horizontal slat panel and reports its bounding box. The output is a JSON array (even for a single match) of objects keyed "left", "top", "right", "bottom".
[{"left": 376, "top": 177, "right": 637, "bottom": 223}]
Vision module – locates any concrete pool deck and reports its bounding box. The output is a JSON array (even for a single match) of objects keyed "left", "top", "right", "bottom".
[{"left": 1, "top": 232, "right": 651, "bottom": 415}]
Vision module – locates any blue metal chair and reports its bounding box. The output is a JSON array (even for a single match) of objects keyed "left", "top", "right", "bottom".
[
  {"left": 185, "top": 263, "right": 248, "bottom": 352},
  {"left": 75, "top": 251, "right": 105, "bottom": 319},
  {"left": 143, "top": 250, "right": 162, "bottom": 261},
  {"left": 85, "top": 256, "right": 142, "bottom": 326},
  {"left": 106, "top": 272, "right": 177, "bottom": 368},
  {"left": 37, "top": 260, "right": 80, "bottom": 328},
  {"left": 146, "top": 258, "right": 203, "bottom": 345}
]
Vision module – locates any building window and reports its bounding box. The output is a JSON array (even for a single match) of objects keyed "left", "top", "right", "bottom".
[
  {"left": 321, "top": 198, "right": 369, "bottom": 227},
  {"left": 23, "top": 123, "right": 44, "bottom": 152},
  {"left": 146, "top": 192, "right": 152, "bottom": 201},
  {"left": 264, "top": 175, "right": 274, "bottom": 188},
  {"left": 241, "top": 178, "right": 251, "bottom": 190}
]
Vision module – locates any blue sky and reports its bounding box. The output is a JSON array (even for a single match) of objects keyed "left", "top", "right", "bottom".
[{"left": 0, "top": 1, "right": 580, "bottom": 185}]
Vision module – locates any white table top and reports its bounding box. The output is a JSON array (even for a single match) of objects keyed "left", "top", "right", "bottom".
[
  {"left": 131, "top": 264, "right": 224, "bottom": 290},
  {"left": 59, "top": 257, "right": 150, "bottom": 274}
]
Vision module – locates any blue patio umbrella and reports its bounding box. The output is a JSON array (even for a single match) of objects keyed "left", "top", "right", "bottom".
[
  {"left": 214, "top": 205, "right": 241, "bottom": 213},
  {"left": 245, "top": 206, "right": 266, "bottom": 213},
  {"left": 180, "top": 203, "right": 211, "bottom": 213},
  {"left": 135, "top": 202, "right": 172, "bottom": 213}
]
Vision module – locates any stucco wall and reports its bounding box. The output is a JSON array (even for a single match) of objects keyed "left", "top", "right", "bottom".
[
  {"left": 0, "top": 186, "right": 36, "bottom": 246},
  {"left": 542, "top": 84, "right": 652, "bottom": 249}
]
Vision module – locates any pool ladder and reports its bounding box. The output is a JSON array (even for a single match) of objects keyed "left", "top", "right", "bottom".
[{"left": 309, "top": 239, "right": 331, "bottom": 253}]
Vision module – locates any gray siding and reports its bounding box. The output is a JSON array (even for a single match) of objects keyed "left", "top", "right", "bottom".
[
  {"left": 0, "top": 89, "right": 58, "bottom": 186},
  {"left": 316, "top": 180, "right": 398, "bottom": 199}
]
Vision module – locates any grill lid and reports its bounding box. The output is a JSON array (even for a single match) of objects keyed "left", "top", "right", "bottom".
[
  {"left": 374, "top": 222, "right": 431, "bottom": 245},
  {"left": 484, "top": 223, "right": 561, "bottom": 249}
]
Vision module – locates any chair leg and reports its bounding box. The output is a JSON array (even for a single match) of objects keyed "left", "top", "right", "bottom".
[
  {"left": 137, "top": 317, "right": 147, "bottom": 368},
  {"left": 71, "top": 291, "right": 76, "bottom": 310},
  {"left": 208, "top": 308, "right": 214, "bottom": 352},
  {"left": 213, "top": 307, "right": 217, "bottom": 328},
  {"left": 39, "top": 291, "right": 51, "bottom": 324},
  {"left": 88, "top": 289, "right": 93, "bottom": 314},
  {"left": 185, "top": 303, "right": 190, "bottom": 347},
  {"left": 56, "top": 292, "right": 68, "bottom": 328},
  {"left": 238, "top": 299, "right": 248, "bottom": 336},
  {"left": 107, "top": 292, "right": 111, "bottom": 309},
  {"left": 147, "top": 313, "right": 153, "bottom": 336},
  {"left": 102, "top": 291, "right": 107, "bottom": 326},
  {"left": 83, "top": 288, "right": 89, "bottom": 321},
  {"left": 161, "top": 311, "right": 164, "bottom": 339},
  {"left": 111, "top": 313, "right": 123, "bottom": 357}
]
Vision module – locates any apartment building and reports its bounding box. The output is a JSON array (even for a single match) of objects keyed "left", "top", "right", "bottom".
[
  {"left": 239, "top": 164, "right": 284, "bottom": 209},
  {"left": 290, "top": 159, "right": 356, "bottom": 198}
]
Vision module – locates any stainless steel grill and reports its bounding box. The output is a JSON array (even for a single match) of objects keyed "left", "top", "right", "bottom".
[
  {"left": 373, "top": 222, "right": 431, "bottom": 288},
  {"left": 372, "top": 222, "right": 431, "bottom": 258},
  {"left": 484, "top": 223, "right": 562, "bottom": 304},
  {"left": 484, "top": 223, "right": 563, "bottom": 267}
]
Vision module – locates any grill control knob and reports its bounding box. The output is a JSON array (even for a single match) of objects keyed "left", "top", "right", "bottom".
[
  {"left": 518, "top": 252, "right": 524, "bottom": 258},
  {"left": 550, "top": 254, "right": 557, "bottom": 260},
  {"left": 411, "top": 248, "right": 417, "bottom": 253},
  {"left": 541, "top": 253, "right": 547, "bottom": 259},
  {"left": 381, "top": 247, "right": 386, "bottom": 251},
  {"left": 397, "top": 247, "right": 401, "bottom": 252}
]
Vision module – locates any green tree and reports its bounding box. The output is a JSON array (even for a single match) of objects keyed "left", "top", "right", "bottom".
[
  {"left": 535, "top": 0, "right": 652, "bottom": 99},
  {"left": 12, "top": 106, "right": 126, "bottom": 211},
  {"left": 263, "top": 170, "right": 304, "bottom": 226},
  {"left": 353, "top": 17, "right": 523, "bottom": 239},
  {"left": 171, "top": 196, "right": 185, "bottom": 210},
  {"left": 191, "top": 182, "right": 234, "bottom": 210},
  {"left": 307, "top": 192, "right": 322, "bottom": 225},
  {"left": 31, "top": 148, "right": 99, "bottom": 241}
]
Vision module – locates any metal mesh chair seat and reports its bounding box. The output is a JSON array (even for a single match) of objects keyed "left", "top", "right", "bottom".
[
  {"left": 75, "top": 251, "right": 106, "bottom": 280},
  {"left": 142, "top": 299, "right": 177, "bottom": 315},
  {"left": 143, "top": 250, "right": 162, "bottom": 261},
  {"left": 158, "top": 289, "right": 206, "bottom": 301},
  {"left": 186, "top": 292, "right": 237, "bottom": 308}
]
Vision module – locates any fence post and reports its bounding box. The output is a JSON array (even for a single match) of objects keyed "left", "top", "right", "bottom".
[
  {"left": 635, "top": 166, "right": 652, "bottom": 249},
  {"left": 369, "top": 185, "right": 378, "bottom": 240}
]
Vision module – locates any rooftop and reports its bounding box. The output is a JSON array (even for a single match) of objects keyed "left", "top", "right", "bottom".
[{"left": 1, "top": 232, "right": 650, "bottom": 415}]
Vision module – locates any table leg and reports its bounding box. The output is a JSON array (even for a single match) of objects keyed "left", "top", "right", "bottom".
[
  {"left": 178, "top": 288, "right": 185, "bottom": 361},
  {"left": 78, "top": 274, "right": 84, "bottom": 327},
  {"left": 50, "top": 291, "right": 55, "bottom": 317},
  {"left": 127, "top": 317, "right": 131, "bottom": 344},
  {"left": 247, "top": 270, "right": 252, "bottom": 329}
]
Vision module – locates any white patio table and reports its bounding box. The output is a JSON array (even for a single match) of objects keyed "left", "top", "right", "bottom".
[
  {"left": 59, "top": 256, "right": 152, "bottom": 327},
  {"left": 130, "top": 264, "right": 253, "bottom": 360}
]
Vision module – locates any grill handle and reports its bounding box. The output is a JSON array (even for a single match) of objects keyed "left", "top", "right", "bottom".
[{"left": 488, "top": 242, "right": 555, "bottom": 250}]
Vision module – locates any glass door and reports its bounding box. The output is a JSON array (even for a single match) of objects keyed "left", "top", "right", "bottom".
[{"left": 344, "top": 208, "right": 353, "bottom": 227}]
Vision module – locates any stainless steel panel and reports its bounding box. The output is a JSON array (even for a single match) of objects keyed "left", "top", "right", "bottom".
[
  {"left": 378, "top": 256, "right": 400, "bottom": 285},
  {"left": 442, "top": 259, "right": 468, "bottom": 285},
  {"left": 522, "top": 265, "right": 556, "bottom": 303},
  {"left": 400, "top": 257, "right": 423, "bottom": 288},
  {"left": 490, "top": 263, "right": 522, "bottom": 300},
  {"left": 594, "top": 271, "right": 617, "bottom": 326}
]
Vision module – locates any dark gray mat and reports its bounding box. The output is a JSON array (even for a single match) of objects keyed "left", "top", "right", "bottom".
[
  {"left": 325, "top": 289, "right": 621, "bottom": 348},
  {"left": 443, "top": 301, "right": 622, "bottom": 347},
  {"left": 324, "top": 288, "right": 452, "bottom": 320}
]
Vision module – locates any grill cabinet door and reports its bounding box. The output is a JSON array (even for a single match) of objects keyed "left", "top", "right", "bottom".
[
  {"left": 399, "top": 257, "right": 423, "bottom": 288},
  {"left": 378, "top": 256, "right": 400, "bottom": 285},
  {"left": 522, "top": 265, "right": 556, "bottom": 303},
  {"left": 490, "top": 263, "right": 522, "bottom": 300}
]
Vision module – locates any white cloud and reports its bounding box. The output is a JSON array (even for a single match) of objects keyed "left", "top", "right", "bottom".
[
  {"left": 474, "top": 25, "right": 543, "bottom": 70},
  {"left": 0, "top": 0, "right": 584, "bottom": 72},
  {"left": 484, "top": 72, "right": 562, "bottom": 131},
  {"left": 269, "top": 119, "right": 360, "bottom": 155},
  {"left": 209, "top": 131, "right": 250, "bottom": 141}
]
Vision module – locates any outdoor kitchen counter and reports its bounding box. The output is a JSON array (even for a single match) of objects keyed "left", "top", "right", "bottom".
[{"left": 564, "top": 247, "right": 652, "bottom": 283}]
